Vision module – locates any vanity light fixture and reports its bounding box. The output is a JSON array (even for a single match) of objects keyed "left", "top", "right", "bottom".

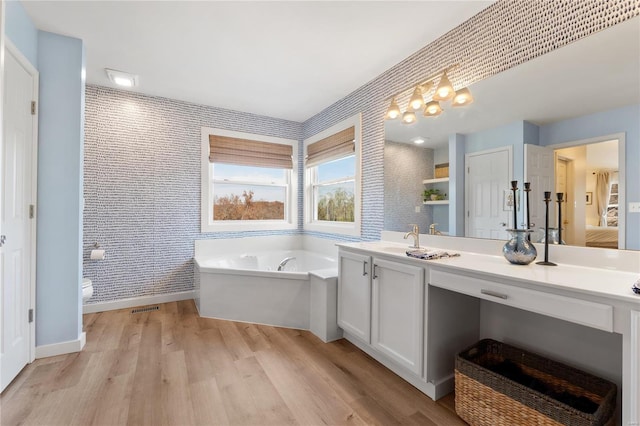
[
  {"left": 385, "top": 64, "right": 473, "bottom": 125},
  {"left": 412, "top": 137, "right": 425, "bottom": 144},
  {"left": 105, "top": 68, "right": 139, "bottom": 88},
  {"left": 386, "top": 97, "right": 402, "bottom": 119},
  {"left": 452, "top": 87, "right": 474, "bottom": 106},
  {"left": 423, "top": 100, "right": 443, "bottom": 117}
]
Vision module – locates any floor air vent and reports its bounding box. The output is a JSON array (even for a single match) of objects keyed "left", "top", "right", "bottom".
[{"left": 131, "top": 306, "right": 160, "bottom": 314}]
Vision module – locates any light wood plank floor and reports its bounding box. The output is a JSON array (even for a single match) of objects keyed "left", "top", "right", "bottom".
[{"left": 1, "top": 300, "right": 465, "bottom": 425}]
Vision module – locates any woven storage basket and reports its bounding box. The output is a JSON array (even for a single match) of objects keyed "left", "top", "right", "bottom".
[
  {"left": 434, "top": 163, "right": 449, "bottom": 178},
  {"left": 455, "top": 339, "right": 616, "bottom": 426}
]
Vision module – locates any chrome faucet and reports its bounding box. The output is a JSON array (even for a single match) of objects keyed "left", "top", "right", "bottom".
[
  {"left": 277, "top": 256, "right": 296, "bottom": 271},
  {"left": 429, "top": 223, "right": 442, "bottom": 235},
  {"left": 403, "top": 224, "right": 421, "bottom": 249}
]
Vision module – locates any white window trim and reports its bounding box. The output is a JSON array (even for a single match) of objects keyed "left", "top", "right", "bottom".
[
  {"left": 303, "top": 113, "right": 362, "bottom": 236},
  {"left": 201, "top": 127, "right": 298, "bottom": 233}
]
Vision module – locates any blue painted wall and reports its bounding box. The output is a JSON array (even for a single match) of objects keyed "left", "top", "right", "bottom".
[
  {"left": 539, "top": 104, "right": 640, "bottom": 250},
  {"left": 5, "top": 0, "right": 37, "bottom": 67},
  {"left": 36, "top": 31, "right": 85, "bottom": 345}
]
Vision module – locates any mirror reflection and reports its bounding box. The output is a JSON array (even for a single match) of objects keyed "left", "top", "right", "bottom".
[{"left": 384, "top": 16, "right": 639, "bottom": 250}]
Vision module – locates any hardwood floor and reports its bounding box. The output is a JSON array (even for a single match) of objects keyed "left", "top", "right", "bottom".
[{"left": 1, "top": 300, "right": 465, "bottom": 425}]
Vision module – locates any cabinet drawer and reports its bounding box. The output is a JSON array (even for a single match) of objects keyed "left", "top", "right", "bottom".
[{"left": 429, "top": 269, "right": 613, "bottom": 332}]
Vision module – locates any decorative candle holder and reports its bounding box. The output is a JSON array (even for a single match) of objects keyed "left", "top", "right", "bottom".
[
  {"left": 511, "top": 181, "right": 518, "bottom": 230},
  {"left": 503, "top": 180, "right": 536, "bottom": 265},
  {"left": 537, "top": 191, "right": 556, "bottom": 266},
  {"left": 524, "top": 182, "right": 531, "bottom": 241},
  {"left": 557, "top": 193, "right": 564, "bottom": 244}
]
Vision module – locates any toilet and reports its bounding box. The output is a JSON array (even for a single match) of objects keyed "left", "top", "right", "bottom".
[{"left": 82, "top": 278, "right": 94, "bottom": 303}]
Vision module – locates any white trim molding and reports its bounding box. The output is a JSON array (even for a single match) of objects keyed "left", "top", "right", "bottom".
[
  {"left": 35, "top": 332, "right": 86, "bottom": 359},
  {"left": 83, "top": 290, "right": 195, "bottom": 314},
  {"left": 200, "top": 127, "right": 298, "bottom": 233}
]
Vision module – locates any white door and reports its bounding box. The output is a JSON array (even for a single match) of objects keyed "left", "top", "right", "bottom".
[
  {"left": 1, "top": 42, "right": 37, "bottom": 392},
  {"left": 465, "top": 147, "right": 512, "bottom": 240},
  {"left": 337, "top": 251, "right": 371, "bottom": 343},
  {"left": 524, "top": 144, "right": 555, "bottom": 241},
  {"left": 371, "top": 258, "right": 423, "bottom": 375}
]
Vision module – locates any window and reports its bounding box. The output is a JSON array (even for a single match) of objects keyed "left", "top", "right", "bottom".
[
  {"left": 201, "top": 128, "right": 297, "bottom": 232},
  {"left": 304, "top": 114, "right": 361, "bottom": 236}
]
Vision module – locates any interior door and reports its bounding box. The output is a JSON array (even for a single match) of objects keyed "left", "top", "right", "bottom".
[
  {"left": 1, "top": 42, "right": 37, "bottom": 392},
  {"left": 524, "top": 144, "right": 555, "bottom": 241},
  {"left": 465, "top": 147, "right": 512, "bottom": 240}
]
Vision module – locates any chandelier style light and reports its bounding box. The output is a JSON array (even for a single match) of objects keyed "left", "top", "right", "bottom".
[{"left": 385, "top": 65, "right": 474, "bottom": 125}]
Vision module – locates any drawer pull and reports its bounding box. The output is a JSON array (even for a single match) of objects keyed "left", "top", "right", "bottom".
[
  {"left": 363, "top": 261, "right": 368, "bottom": 276},
  {"left": 481, "top": 289, "right": 508, "bottom": 300},
  {"left": 373, "top": 264, "right": 379, "bottom": 279}
]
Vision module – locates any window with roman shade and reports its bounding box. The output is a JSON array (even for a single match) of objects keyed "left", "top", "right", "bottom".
[
  {"left": 201, "top": 127, "right": 298, "bottom": 232},
  {"left": 305, "top": 126, "right": 355, "bottom": 167},
  {"left": 209, "top": 134, "right": 293, "bottom": 169},
  {"left": 303, "top": 114, "right": 361, "bottom": 236}
]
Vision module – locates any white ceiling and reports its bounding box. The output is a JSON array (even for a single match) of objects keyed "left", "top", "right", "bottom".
[
  {"left": 385, "top": 16, "right": 640, "bottom": 148},
  {"left": 22, "top": 1, "right": 493, "bottom": 122}
]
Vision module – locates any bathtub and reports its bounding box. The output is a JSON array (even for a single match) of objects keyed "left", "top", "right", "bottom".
[{"left": 194, "top": 237, "right": 341, "bottom": 341}]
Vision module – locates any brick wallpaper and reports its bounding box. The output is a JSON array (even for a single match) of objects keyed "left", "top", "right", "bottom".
[{"left": 84, "top": 0, "right": 639, "bottom": 303}]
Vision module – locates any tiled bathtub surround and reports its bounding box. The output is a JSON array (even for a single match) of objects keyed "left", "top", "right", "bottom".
[{"left": 84, "top": 0, "right": 639, "bottom": 304}]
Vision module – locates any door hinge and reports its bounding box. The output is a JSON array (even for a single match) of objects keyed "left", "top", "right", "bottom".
[
  {"left": 31, "top": 101, "right": 36, "bottom": 115},
  {"left": 29, "top": 204, "right": 35, "bottom": 219},
  {"left": 28, "top": 309, "right": 34, "bottom": 323}
]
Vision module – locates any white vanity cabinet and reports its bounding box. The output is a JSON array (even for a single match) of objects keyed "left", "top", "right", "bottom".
[
  {"left": 338, "top": 247, "right": 430, "bottom": 394},
  {"left": 337, "top": 251, "right": 371, "bottom": 343},
  {"left": 371, "top": 258, "right": 424, "bottom": 375}
]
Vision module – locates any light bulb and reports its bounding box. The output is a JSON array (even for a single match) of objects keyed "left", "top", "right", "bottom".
[
  {"left": 423, "top": 101, "right": 443, "bottom": 117},
  {"left": 433, "top": 72, "right": 455, "bottom": 101},
  {"left": 409, "top": 86, "right": 424, "bottom": 110},
  {"left": 452, "top": 87, "right": 474, "bottom": 106},
  {"left": 386, "top": 98, "right": 401, "bottom": 119},
  {"left": 402, "top": 110, "right": 417, "bottom": 124}
]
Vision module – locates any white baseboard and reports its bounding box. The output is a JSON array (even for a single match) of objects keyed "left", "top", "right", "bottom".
[
  {"left": 83, "top": 291, "right": 196, "bottom": 314},
  {"left": 35, "top": 332, "right": 86, "bottom": 359}
]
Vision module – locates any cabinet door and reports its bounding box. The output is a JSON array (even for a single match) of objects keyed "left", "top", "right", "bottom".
[
  {"left": 371, "top": 258, "right": 424, "bottom": 375},
  {"left": 338, "top": 251, "right": 372, "bottom": 343}
]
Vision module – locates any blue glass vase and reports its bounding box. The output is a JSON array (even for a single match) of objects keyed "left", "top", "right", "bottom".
[{"left": 502, "top": 229, "right": 537, "bottom": 265}]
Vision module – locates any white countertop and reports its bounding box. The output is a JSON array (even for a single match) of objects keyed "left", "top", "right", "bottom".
[{"left": 337, "top": 241, "right": 640, "bottom": 304}]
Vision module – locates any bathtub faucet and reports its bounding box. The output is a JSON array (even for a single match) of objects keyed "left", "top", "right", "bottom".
[{"left": 277, "top": 257, "right": 296, "bottom": 271}]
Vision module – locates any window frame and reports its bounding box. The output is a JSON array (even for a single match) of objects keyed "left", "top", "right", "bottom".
[
  {"left": 303, "top": 113, "right": 362, "bottom": 236},
  {"left": 201, "top": 127, "right": 298, "bottom": 232}
]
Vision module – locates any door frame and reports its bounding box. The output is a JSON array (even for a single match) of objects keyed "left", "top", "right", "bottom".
[
  {"left": 464, "top": 145, "right": 513, "bottom": 238},
  {"left": 547, "top": 133, "right": 625, "bottom": 249},
  {"left": 4, "top": 37, "right": 38, "bottom": 363}
]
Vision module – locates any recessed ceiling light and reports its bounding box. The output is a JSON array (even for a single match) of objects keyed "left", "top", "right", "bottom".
[
  {"left": 412, "top": 137, "right": 425, "bottom": 144},
  {"left": 105, "top": 68, "right": 139, "bottom": 88}
]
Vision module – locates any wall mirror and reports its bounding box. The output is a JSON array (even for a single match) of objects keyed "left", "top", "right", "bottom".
[{"left": 384, "top": 16, "right": 639, "bottom": 250}]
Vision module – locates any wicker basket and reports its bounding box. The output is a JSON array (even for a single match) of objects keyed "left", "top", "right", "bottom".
[
  {"left": 455, "top": 339, "right": 616, "bottom": 426},
  {"left": 435, "top": 163, "right": 449, "bottom": 178}
]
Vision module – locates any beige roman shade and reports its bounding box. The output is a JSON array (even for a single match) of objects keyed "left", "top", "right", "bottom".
[
  {"left": 209, "top": 135, "right": 293, "bottom": 169},
  {"left": 306, "top": 126, "right": 355, "bottom": 167}
]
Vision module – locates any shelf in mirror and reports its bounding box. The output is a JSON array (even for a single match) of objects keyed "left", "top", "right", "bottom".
[
  {"left": 423, "top": 200, "right": 449, "bottom": 205},
  {"left": 422, "top": 177, "right": 449, "bottom": 184}
]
